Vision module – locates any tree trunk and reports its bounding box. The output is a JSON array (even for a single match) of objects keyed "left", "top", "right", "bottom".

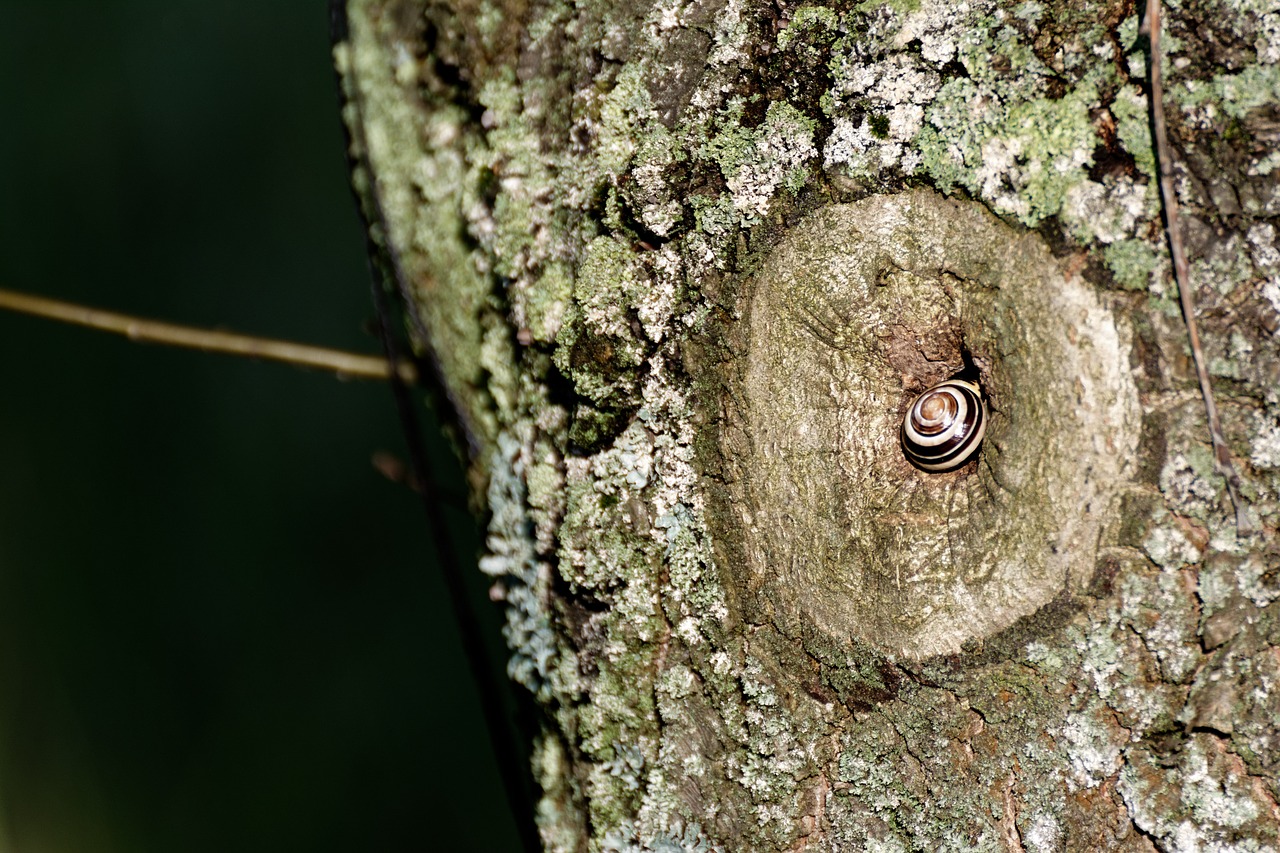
[{"left": 334, "top": 0, "right": 1280, "bottom": 848}]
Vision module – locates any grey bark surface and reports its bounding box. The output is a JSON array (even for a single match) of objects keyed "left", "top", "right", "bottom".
[{"left": 335, "top": 0, "right": 1280, "bottom": 849}]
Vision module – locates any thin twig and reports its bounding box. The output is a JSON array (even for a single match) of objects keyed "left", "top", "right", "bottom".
[
  {"left": 0, "top": 286, "right": 417, "bottom": 384},
  {"left": 1142, "top": 0, "right": 1251, "bottom": 535}
]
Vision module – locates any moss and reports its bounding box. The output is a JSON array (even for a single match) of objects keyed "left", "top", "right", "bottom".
[{"left": 868, "top": 112, "right": 891, "bottom": 138}]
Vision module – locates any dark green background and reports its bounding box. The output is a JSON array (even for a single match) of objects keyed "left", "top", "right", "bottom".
[{"left": 0, "top": 3, "right": 522, "bottom": 850}]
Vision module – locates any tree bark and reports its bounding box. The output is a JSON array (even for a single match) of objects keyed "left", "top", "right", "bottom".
[{"left": 335, "top": 0, "right": 1280, "bottom": 848}]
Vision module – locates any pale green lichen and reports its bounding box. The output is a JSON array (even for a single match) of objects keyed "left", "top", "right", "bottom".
[
  {"left": 776, "top": 5, "right": 839, "bottom": 52},
  {"left": 597, "top": 64, "right": 656, "bottom": 179},
  {"left": 917, "top": 76, "right": 1100, "bottom": 225},
  {"left": 524, "top": 261, "right": 575, "bottom": 344},
  {"left": 699, "top": 100, "right": 817, "bottom": 224},
  {"left": 1104, "top": 239, "right": 1164, "bottom": 291},
  {"left": 1111, "top": 84, "right": 1157, "bottom": 179},
  {"left": 811, "top": 0, "right": 1138, "bottom": 228},
  {"left": 1177, "top": 63, "right": 1280, "bottom": 122},
  {"left": 688, "top": 194, "right": 738, "bottom": 240}
]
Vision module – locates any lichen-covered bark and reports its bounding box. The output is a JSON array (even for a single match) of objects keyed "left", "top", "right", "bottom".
[{"left": 336, "top": 0, "right": 1280, "bottom": 849}]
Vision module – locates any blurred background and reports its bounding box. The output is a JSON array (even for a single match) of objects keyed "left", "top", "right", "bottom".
[{"left": 0, "top": 2, "right": 524, "bottom": 850}]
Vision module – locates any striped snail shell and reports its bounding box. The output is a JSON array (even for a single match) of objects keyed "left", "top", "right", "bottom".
[{"left": 900, "top": 379, "right": 987, "bottom": 472}]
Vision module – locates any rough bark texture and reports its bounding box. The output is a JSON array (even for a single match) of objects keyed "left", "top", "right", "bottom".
[{"left": 335, "top": 0, "right": 1280, "bottom": 848}]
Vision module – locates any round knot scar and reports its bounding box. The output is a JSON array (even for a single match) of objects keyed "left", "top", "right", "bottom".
[{"left": 705, "top": 189, "right": 1141, "bottom": 658}]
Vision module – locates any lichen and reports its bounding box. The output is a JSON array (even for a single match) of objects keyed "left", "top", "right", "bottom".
[
  {"left": 700, "top": 100, "right": 817, "bottom": 224},
  {"left": 1111, "top": 84, "right": 1157, "bottom": 179},
  {"left": 337, "top": 0, "right": 1280, "bottom": 846},
  {"left": 918, "top": 76, "right": 1100, "bottom": 225},
  {"left": 1104, "top": 239, "right": 1165, "bottom": 291}
]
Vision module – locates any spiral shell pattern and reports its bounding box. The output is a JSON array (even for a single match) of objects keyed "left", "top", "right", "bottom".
[{"left": 900, "top": 379, "right": 987, "bottom": 472}]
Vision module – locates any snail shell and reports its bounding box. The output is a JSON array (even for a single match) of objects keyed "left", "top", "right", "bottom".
[{"left": 900, "top": 379, "right": 987, "bottom": 472}]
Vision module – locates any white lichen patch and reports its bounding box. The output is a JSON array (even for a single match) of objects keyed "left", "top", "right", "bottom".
[
  {"left": 1061, "top": 708, "right": 1124, "bottom": 791},
  {"left": 1120, "top": 732, "right": 1280, "bottom": 850},
  {"left": 1079, "top": 621, "right": 1126, "bottom": 702},
  {"left": 707, "top": 0, "right": 749, "bottom": 66},
  {"left": 1061, "top": 177, "right": 1154, "bottom": 244},
  {"left": 1023, "top": 813, "right": 1062, "bottom": 853},
  {"left": 1248, "top": 223, "right": 1280, "bottom": 271},
  {"left": 1251, "top": 411, "right": 1280, "bottom": 469},
  {"left": 823, "top": 106, "right": 925, "bottom": 175},
  {"left": 822, "top": 28, "right": 946, "bottom": 177},
  {"left": 1262, "top": 279, "right": 1280, "bottom": 334},
  {"left": 1118, "top": 568, "right": 1201, "bottom": 684},
  {"left": 1143, "top": 521, "right": 1204, "bottom": 572},
  {"left": 626, "top": 128, "right": 686, "bottom": 240},
  {"left": 895, "top": 3, "right": 975, "bottom": 65},
  {"left": 1181, "top": 754, "right": 1262, "bottom": 830},
  {"left": 731, "top": 662, "right": 807, "bottom": 811},
  {"left": 1160, "top": 445, "right": 1225, "bottom": 521}
]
